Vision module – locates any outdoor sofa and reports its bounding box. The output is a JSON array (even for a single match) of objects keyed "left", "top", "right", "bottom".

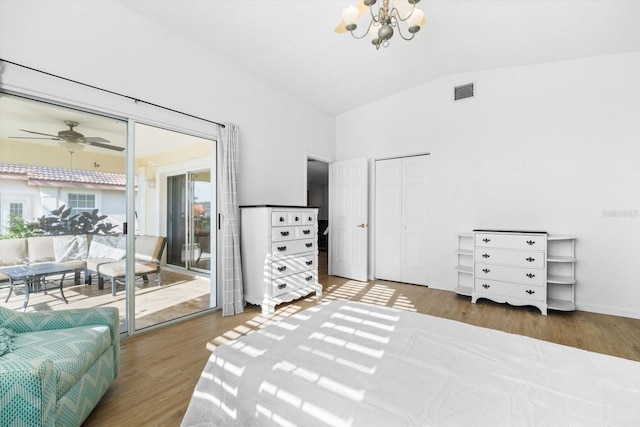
[{"left": 0, "top": 234, "right": 166, "bottom": 299}]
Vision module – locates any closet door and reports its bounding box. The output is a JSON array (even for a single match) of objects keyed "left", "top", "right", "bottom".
[
  {"left": 401, "top": 156, "right": 429, "bottom": 285},
  {"left": 375, "top": 155, "right": 429, "bottom": 285},
  {"left": 375, "top": 159, "right": 402, "bottom": 282}
]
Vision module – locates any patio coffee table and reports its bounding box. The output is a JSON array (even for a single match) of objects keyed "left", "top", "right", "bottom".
[{"left": 1, "top": 263, "right": 74, "bottom": 311}]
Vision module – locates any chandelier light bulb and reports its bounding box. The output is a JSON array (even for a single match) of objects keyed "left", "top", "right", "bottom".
[
  {"left": 407, "top": 8, "right": 424, "bottom": 33},
  {"left": 342, "top": 5, "right": 360, "bottom": 31}
]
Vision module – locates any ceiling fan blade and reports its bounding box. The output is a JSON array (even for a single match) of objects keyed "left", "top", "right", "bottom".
[
  {"left": 9, "top": 136, "right": 60, "bottom": 140},
  {"left": 19, "top": 129, "right": 60, "bottom": 138},
  {"left": 83, "top": 140, "right": 125, "bottom": 151},
  {"left": 335, "top": 0, "right": 367, "bottom": 34},
  {"left": 84, "top": 136, "right": 110, "bottom": 144}
]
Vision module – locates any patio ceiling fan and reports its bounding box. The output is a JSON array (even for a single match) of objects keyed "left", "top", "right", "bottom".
[{"left": 10, "top": 120, "right": 124, "bottom": 152}]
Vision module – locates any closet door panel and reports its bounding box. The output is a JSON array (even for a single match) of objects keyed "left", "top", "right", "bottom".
[
  {"left": 401, "top": 156, "right": 429, "bottom": 285},
  {"left": 375, "top": 158, "right": 402, "bottom": 282}
]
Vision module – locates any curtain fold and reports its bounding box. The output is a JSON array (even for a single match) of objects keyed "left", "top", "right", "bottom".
[{"left": 220, "top": 123, "right": 244, "bottom": 316}]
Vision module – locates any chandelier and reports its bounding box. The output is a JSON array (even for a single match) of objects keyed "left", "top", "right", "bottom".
[{"left": 339, "top": 0, "right": 425, "bottom": 50}]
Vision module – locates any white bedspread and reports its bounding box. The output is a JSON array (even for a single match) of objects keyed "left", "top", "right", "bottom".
[{"left": 182, "top": 299, "right": 640, "bottom": 427}]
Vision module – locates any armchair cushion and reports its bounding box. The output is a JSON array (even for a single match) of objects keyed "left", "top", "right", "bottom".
[
  {"left": 4, "top": 325, "right": 112, "bottom": 397},
  {"left": 0, "top": 306, "right": 120, "bottom": 381}
]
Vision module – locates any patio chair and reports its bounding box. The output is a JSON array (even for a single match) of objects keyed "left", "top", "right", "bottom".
[{"left": 93, "top": 235, "right": 167, "bottom": 296}]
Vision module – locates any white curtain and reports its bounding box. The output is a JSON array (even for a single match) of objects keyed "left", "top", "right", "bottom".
[{"left": 220, "top": 123, "right": 244, "bottom": 316}]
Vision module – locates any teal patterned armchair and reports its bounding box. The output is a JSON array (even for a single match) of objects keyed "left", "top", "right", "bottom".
[{"left": 0, "top": 306, "right": 120, "bottom": 427}]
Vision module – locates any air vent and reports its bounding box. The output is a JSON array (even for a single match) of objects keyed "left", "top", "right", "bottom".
[{"left": 454, "top": 83, "right": 474, "bottom": 101}]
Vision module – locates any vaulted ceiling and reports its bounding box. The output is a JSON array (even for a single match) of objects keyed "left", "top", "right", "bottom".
[{"left": 116, "top": 0, "right": 640, "bottom": 115}]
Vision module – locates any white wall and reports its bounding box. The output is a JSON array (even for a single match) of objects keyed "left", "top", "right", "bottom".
[
  {"left": 337, "top": 51, "right": 640, "bottom": 319},
  {"left": 0, "top": 0, "right": 336, "bottom": 207}
]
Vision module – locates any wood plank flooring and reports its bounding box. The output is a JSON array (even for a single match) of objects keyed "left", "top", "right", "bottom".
[{"left": 83, "top": 273, "right": 640, "bottom": 426}]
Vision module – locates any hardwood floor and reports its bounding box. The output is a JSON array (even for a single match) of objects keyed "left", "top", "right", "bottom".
[{"left": 83, "top": 272, "right": 640, "bottom": 426}]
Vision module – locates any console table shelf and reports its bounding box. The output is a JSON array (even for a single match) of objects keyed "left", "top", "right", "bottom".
[{"left": 454, "top": 233, "right": 474, "bottom": 297}]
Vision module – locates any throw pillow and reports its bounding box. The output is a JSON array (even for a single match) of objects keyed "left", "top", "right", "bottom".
[
  {"left": 53, "top": 235, "right": 89, "bottom": 263},
  {"left": 88, "top": 234, "right": 126, "bottom": 260},
  {"left": 0, "top": 327, "right": 15, "bottom": 357}
]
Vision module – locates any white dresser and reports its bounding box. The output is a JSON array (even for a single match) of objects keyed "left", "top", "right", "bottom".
[
  {"left": 240, "top": 205, "right": 322, "bottom": 315},
  {"left": 468, "top": 230, "right": 577, "bottom": 315},
  {"left": 472, "top": 230, "right": 549, "bottom": 314}
]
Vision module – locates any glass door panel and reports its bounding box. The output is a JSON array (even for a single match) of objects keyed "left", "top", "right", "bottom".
[
  {"left": 189, "top": 170, "right": 212, "bottom": 273},
  {"left": 0, "top": 93, "right": 129, "bottom": 333},
  {"left": 167, "top": 174, "right": 187, "bottom": 268},
  {"left": 133, "top": 123, "right": 216, "bottom": 332}
]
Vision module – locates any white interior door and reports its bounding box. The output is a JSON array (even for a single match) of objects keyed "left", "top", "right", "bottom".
[{"left": 329, "top": 158, "right": 368, "bottom": 281}]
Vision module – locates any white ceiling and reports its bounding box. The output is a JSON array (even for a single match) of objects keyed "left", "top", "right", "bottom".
[{"left": 115, "top": 0, "right": 640, "bottom": 115}]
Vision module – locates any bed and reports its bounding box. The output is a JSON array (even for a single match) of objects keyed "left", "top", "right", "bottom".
[{"left": 182, "top": 299, "right": 640, "bottom": 426}]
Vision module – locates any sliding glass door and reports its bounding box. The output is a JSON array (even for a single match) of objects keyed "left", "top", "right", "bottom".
[
  {"left": 167, "top": 169, "right": 212, "bottom": 273},
  {"left": 0, "top": 94, "right": 218, "bottom": 335}
]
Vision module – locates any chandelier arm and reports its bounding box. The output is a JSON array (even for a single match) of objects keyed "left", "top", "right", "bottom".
[
  {"left": 349, "top": 19, "right": 376, "bottom": 40},
  {"left": 394, "top": 24, "right": 417, "bottom": 41},
  {"left": 390, "top": 9, "right": 418, "bottom": 41},
  {"left": 391, "top": 3, "right": 417, "bottom": 22}
]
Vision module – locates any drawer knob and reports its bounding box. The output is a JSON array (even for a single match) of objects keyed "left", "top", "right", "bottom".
[
  {"left": 281, "top": 231, "right": 289, "bottom": 236},
  {"left": 277, "top": 246, "right": 287, "bottom": 252},
  {"left": 482, "top": 238, "right": 491, "bottom": 243},
  {"left": 526, "top": 273, "right": 535, "bottom": 278},
  {"left": 278, "top": 283, "right": 287, "bottom": 290},
  {"left": 277, "top": 266, "right": 287, "bottom": 272},
  {"left": 303, "top": 230, "right": 311, "bottom": 235},
  {"left": 526, "top": 240, "right": 535, "bottom": 245},
  {"left": 295, "top": 216, "right": 300, "bottom": 221},
  {"left": 305, "top": 260, "right": 313, "bottom": 266},
  {"left": 526, "top": 289, "right": 535, "bottom": 295},
  {"left": 305, "top": 276, "right": 313, "bottom": 281},
  {"left": 482, "top": 268, "right": 490, "bottom": 274},
  {"left": 305, "top": 243, "right": 313, "bottom": 248},
  {"left": 482, "top": 253, "right": 490, "bottom": 258},
  {"left": 526, "top": 257, "right": 535, "bottom": 262},
  {"left": 279, "top": 217, "right": 285, "bottom": 222},
  {"left": 308, "top": 216, "right": 313, "bottom": 221},
  {"left": 482, "top": 283, "right": 490, "bottom": 289}
]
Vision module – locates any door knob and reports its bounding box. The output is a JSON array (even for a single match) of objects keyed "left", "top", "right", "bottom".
[{"left": 357, "top": 223, "right": 367, "bottom": 228}]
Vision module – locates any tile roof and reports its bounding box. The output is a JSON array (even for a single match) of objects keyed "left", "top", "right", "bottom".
[{"left": 0, "top": 163, "right": 127, "bottom": 189}]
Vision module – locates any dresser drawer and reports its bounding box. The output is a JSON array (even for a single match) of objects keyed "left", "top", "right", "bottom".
[
  {"left": 289, "top": 212, "right": 306, "bottom": 225},
  {"left": 474, "top": 279, "right": 545, "bottom": 302},
  {"left": 272, "top": 270, "right": 317, "bottom": 297},
  {"left": 302, "top": 212, "right": 316, "bottom": 225},
  {"left": 272, "top": 255, "right": 315, "bottom": 278},
  {"left": 474, "top": 248, "right": 544, "bottom": 268},
  {"left": 475, "top": 233, "right": 546, "bottom": 250},
  {"left": 272, "top": 239, "right": 315, "bottom": 256},
  {"left": 272, "top": 225, "right": 316, "bottom": 242},
  {"left": 272, "top": 226, "right": 297, "bottom": 242},
  {"left": 296, "top": 225, "right": 316, "bottom": 239},
  {"left": 475, "top": 263, "right": 545, "bottom": 286},
  {"left": 272, "top": 212, "right": 290, "bottom": 226}
]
